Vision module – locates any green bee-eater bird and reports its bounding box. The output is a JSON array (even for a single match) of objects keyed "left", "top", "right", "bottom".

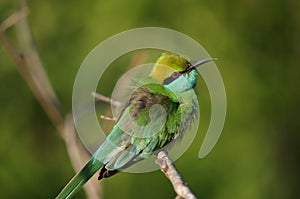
[{"left": 56, "top": 52, "right": 215, "bottom": 199}]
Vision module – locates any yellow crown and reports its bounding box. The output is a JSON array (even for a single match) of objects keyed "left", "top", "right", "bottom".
[{"left": 150, "top": 52, "right": 190, "bottom": 83}]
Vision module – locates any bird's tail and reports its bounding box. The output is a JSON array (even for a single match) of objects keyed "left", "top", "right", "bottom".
[{"left": 55, "top": 158, "right": 103, "bottom": 199}]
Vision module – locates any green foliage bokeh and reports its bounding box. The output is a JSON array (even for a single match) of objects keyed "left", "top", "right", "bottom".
[{"left": 0, "top": 0, "right": 299, "bottom": 198}]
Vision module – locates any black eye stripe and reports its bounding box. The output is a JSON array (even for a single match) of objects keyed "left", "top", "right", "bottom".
[
  {"left": 163, "top": 76, "right": 174, "bottom": 85},
  {"left": 163, "top": 72, "right": 182, "bottom": 85}
]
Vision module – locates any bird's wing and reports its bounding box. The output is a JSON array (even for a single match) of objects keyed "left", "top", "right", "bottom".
[{"left": 93, "top": 84, "right": 180, "bottom": 170}]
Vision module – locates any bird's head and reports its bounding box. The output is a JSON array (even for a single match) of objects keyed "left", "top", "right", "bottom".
[
  {"left": 150, "top": 52, "right": 215, "bottom": 92},
  {"left": 150, "top": 52, "right": 190, "bottom": 83}
]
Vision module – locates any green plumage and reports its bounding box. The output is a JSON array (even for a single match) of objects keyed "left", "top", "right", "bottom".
[
  {"left": 55, "top": 159, "right": 102, "bottom": 199},
  {"left": 55, "top": 52, "right": 212, "bottom": 199}
]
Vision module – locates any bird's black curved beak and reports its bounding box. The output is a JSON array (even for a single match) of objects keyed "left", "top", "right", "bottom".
[{"left": 189, "top": 58, "right": 217, "bottom": 70}]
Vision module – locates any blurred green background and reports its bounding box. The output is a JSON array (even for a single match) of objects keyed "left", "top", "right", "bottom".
[{"left": 1, "top": 0, "right": 299, "bottom": 198}]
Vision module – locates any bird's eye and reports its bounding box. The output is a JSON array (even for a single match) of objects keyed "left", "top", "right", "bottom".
[{"left": 171, "top": 72, "right": 180, "bottom": 78}]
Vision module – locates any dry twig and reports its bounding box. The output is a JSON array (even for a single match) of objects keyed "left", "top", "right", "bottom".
[
  {"left": 0, "top": 2, "right": 101, "bottom": 199},
  {"left": 156, "top": 151, "right": 197, "bottom": 199},
  {"left": 0, "top": 6, "right": 28, "bottom": 31},
  {"left": 92, "top": 92, "right": 122, "bottom": 108}
]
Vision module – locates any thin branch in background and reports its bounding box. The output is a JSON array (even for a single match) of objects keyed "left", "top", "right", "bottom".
[
  {"left": 15, "top": 0, "right": 64, "bottom": 132},
  {"left": 156, "top": 151, "right": 197, "bottom": 199},
  {"left": 0, "top": 6, "right": 28, "bottom": 31},
  {"left": 100, "top": 115, "right": 116, "bottom": 121},
  {"left": 0, "top": 3, "right": 64, "bottom": 133},
  {"left": 0, "top": 2, "right": 102, "bottom": 199},
  {"left": 92, "top": 92, "right": 122, "bottom": 108}
]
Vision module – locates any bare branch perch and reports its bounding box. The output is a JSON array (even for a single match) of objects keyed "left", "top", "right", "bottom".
[{"left": 156, "top": 151, "right": 197, "bottom": 199}]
